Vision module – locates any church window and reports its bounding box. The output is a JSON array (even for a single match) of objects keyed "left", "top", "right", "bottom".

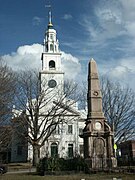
[
  {"left": 68, "top": 125, "right": 73, "bottom": 134},
  {"left": 68, "top": 144, "right": 73, "bottom": 158},
  {"left": 49, "top": 60, "right": 55, "bottom": 69},
  {"left": 51, "top": 143, "right": 58, "bottom": 157},
  {"left": 50, "top": 44, "right": 54, "bottom": 51}
]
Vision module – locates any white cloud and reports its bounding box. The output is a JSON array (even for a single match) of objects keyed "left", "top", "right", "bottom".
[
  {"left": 108, "top": 58, "right": 135, "bottom": 78},
  {"left": 109, "top": 66, "right": 129, "bottom": 78},
  {"left": 96, "top": 8, "right": 122, "bottom": 25},
  {"left": 101, "top": 57, "right": 135, "bottom": 89},
  {"left": 118, "top": 0, "right": 135, "bottom": 38},
  {"left": 125, "top": 22, "right": 135, "bottom": 37},
  {"left": 2, "top": 44, "right": 42, "bottom": 70},
  {"left": 119, "top": 58, "right": 135, "bottom": 73},
  {"left": 61, "top": 51, "right": 81, "bottom": 79},
  {"left": 80, "top": 0, "right": 135, "bottom": 43},
  {"left": 62, "top": 14, "right": 72, "bottom": 20},
  {"left": 119, "top": 0, "right": 135, "bottom": 21},
  {"left": 94, "top": 2, "right": 124, "bottom": 41},
  {"left": 2, "top": 44, "right": 81, "bottom": 80},
  {"left": 32, "top": 16, "right": 43, "bottom": 26}
]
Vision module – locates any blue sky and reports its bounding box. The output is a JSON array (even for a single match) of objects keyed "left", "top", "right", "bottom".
[{"left": 0, "top": 0, "right": 135, "bottom": 89}]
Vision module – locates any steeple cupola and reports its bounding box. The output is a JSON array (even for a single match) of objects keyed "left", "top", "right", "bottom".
[{"left": 43, "top": 10, "right": 60, "bottom": 53}]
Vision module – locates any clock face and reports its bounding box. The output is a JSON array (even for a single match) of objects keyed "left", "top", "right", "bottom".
[
  {"left": 48, "top": 79, "right": 57, "bottom": 88},
  {"left": 95, "top": 122, "right": 102, "bottom": 130}
]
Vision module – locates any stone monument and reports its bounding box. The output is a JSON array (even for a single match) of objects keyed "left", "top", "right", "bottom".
[{"left": 81, "top": 58, "right": 117, "bottom": 169}]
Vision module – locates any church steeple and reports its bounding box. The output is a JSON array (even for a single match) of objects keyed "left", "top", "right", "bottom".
[{"left": 40, "top": 9, "right": 64, "bottom": 97}]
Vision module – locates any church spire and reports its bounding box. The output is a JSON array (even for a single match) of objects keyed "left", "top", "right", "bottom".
[{"left": 48, "top": 10, "right": 53, "bottom": 29}]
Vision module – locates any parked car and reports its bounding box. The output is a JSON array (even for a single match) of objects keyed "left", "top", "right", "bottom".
[{"left": 0, "top": 164, "right": 8, "bottom": 174}]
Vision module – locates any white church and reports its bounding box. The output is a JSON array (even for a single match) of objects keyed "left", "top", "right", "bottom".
[
  {"left": 11, "top": 11, "right": 86, "bottom": 163},
  {"left": 29, "top": 11, "right": 86, "bottom": 161}
]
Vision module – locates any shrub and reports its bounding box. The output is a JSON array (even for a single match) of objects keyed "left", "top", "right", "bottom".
[{"left": 37, "top": 156, "right": 89, "bottom": 175}]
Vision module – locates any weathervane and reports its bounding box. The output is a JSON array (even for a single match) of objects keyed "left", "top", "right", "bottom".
[
  {"left": 45, "top": 1, "right": 51, "bottom": 9},
  {"left": 45, "top": 0, "right": 53, "bottom": 27}
]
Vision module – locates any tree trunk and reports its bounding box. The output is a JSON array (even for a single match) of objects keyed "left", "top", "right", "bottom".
[{"left": 33, "top": 145, "right": 40, "bottom": 166}]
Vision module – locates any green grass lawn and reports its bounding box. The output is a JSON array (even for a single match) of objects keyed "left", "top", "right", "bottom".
[{"left": 0, "top": 173, "right": 135, "bottom": 180}]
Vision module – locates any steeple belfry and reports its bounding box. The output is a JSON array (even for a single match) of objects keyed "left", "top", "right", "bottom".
[{"left": 43, "top": 10, "right": 60, "bottom": 55}]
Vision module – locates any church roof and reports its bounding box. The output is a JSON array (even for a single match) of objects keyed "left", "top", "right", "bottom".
[{"left": 53, "top": 100, "right": 80, "bottom": 116}]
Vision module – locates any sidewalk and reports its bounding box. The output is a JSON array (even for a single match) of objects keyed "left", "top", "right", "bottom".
[
  {"left": 7, "top": 167, "right": 36, "bottom": 174},
  {"left": 5, "top": 163, "right": 36, "bottom": 174}
]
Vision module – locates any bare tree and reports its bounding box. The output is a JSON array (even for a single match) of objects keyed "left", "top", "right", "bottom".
[
  {"left": 0, "top": 59, "right": 16, "bottom": 122},
  {"left": 13, "top": 70, "right": 80, "bottom": 165},
  {"left": 101, "top": 77, "right": 135, "bottom": 144},
  {"left": 0, "top": 59, "right": 16, "bottom": 154},
  {"left": 81, "top": 77, "right": 135, "bottom": 144}
]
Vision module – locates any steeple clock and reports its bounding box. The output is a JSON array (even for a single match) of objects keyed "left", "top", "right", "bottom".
[{"left": 40, "top": 10, "right": 64, "bottom": 98}]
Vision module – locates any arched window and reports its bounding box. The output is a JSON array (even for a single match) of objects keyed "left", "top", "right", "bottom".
[
  {"left": 50, "top": 44, "right": 54, "bottom": 51},
  {"left": 51, "top": 143, "right": 58, "bottom": 157},
  {"left": 49, "top": 60, "right": 55, "bottom": 69}
]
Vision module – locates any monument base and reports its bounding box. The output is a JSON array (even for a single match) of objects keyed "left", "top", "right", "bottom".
[
  {"left": 85, "top": 157, "right": 117, "bottom": 170},
  {"left": 107, "top": 157, "right": 117, "bottom": 168}
]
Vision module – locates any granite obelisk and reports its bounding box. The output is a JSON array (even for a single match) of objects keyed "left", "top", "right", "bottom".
[{"left": 81, "top": 58, "right": 117, "bottom": 169}]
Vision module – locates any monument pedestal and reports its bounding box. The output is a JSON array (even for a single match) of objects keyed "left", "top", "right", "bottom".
[
  {"left": 85, "top": 157, "right": 117, "bottom": 170},
  {"left": 108, "top": 157, "right": 117, "bottom": 168}
]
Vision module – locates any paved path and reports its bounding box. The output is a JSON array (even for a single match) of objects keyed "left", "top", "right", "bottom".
[{"left": 6, "top": 167, "right": 36, "bottom": 174}]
